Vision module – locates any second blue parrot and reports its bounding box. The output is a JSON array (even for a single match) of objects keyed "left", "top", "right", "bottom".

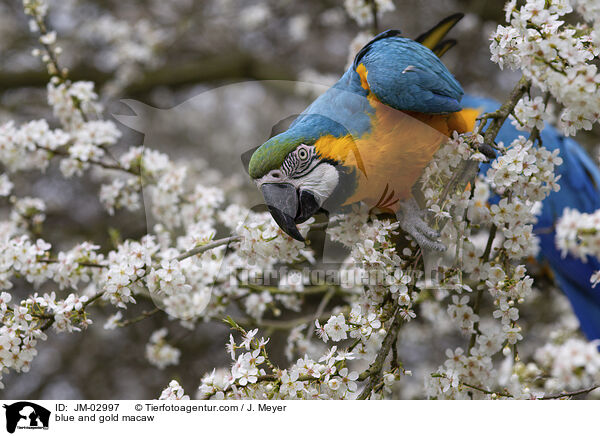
[{"left": 463, "top": 94, "right": 600, "bottom": 341}]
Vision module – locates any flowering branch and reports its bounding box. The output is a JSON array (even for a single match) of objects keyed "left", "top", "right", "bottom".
[
  {"left": 116, "top": 308, "right": 160, "bottom": 328},
  {"left": 175, "top": 236, "right": 242, "bottom": 262},
  {"left": 477, "top": 76, "right": 532, "bottom": 143},
  {"left": 357, "top": 307, "right": 403, "bottom": 399},
  {"left": 539, "top": 385, "right": 600, "bottom": 400}
]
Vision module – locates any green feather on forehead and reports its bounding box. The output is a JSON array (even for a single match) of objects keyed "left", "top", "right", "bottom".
[
  {"left": 248, "top": 114, "right": 353, "bottom": 179},
  {"left": 248, "top": 133, "right": 306, "bottom": 179}
]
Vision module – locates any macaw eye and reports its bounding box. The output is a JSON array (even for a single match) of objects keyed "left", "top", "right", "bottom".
[{"left": 298, "top": 148, "right": 309, "bottom": 160}]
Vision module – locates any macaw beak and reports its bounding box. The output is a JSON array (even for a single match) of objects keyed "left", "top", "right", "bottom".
[{"left": 260, "top": 183, "right": 321, "bottom": 242}]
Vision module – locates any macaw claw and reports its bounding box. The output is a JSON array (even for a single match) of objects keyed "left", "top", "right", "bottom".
[{"left": 396, "top": 197, "right": 446, "bottom": 252}]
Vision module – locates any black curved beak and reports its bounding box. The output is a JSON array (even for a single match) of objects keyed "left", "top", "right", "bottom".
[{"left": 260, "top": 183, "right": 321, "bottom": 242}]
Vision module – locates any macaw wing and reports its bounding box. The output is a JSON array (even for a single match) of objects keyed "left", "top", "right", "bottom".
[
  {"left": 562, "top": 136, "right": 600, "bottom": 194},
  {"left": 354, "top": 31, "right": 464, "bottom": 114},
  {"left": 535, "top": 134, "right": 600, "bottom": 340}
]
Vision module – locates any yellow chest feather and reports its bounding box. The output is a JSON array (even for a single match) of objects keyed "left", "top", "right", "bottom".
[{"left": 314, "top": 95, "right": 478, "bottom": 212}]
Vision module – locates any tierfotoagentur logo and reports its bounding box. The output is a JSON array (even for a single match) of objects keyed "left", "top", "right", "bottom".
[{"left": 3, "top": 402, "right": 50, "bottom": 433}]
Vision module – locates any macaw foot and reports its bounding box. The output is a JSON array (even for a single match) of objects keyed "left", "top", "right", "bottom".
[{"left": 396, "top": 197, "right": 446, "bottom": 252}]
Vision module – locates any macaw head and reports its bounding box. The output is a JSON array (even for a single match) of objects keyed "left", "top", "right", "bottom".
[{"left": 248, "top": 127, "right": 352, "bottom": 242}]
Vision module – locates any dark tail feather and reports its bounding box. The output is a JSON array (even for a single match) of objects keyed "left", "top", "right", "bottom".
[
  {"left": 415, "top": 13, "right": 464, "bottom": 50},
  {"left": 432, "top": 39, "right": 457, "bottom": 57}
]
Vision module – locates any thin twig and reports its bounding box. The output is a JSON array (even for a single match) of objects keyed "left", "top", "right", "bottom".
[
  {"left": 539, "top": 385, "right": 600, "bottom": 400},
  {"left": 34, "top": 143, "right": 139, "bottom": 176},
  {"left": 238, "top": 283, "right": 335, "bottom": 296},
  {"left": 39, "top": 258, "right": 107, "bottom": 269},
  {"left": 357, "top": 307, "right": 403, "bottom": 399},
  {"left": 481, "top": 75, "right": 532, "bottom": 145},
  {"left": 238, "top": 311, "right": 340, "bottom": 331},
  {"left": 460, "top": 381, "right": 512, "bottom": 398},
  {"left": 82, "top": 292, "right": 104, "bottom": 308},
  {"left": 468, "top": 224, "right": 497, "bottom": 352},
  {"left": 306, "top": 288, "right": 335, "bottom": 338},
  {"left": 176, "top": 236, "right": 241, "bottom": 261},
  {"left": 117, "top": 308, "right": 160, "bottom": 327}
]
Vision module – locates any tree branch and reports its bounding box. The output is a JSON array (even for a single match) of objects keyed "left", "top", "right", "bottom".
[
  {"left": 176, "top": 236, "right": 241, "bottom": 261},
  {"left": 117, "top": 308, "right": 160, "bottom": 327},
  {"left": 539, "top": 385, "right": 600, "bottom": 400},
  {"left": 357, "top": 307, "right": 403, "bottom": 399},
  {"left": 466, "top": 75, "right": 532, "bottom": 354},
  {"left": 0, "top": 55, "right": 296, "bottom": 95},
  {"left": 480, "top": 75, "right": 532, "bottom": 145}
]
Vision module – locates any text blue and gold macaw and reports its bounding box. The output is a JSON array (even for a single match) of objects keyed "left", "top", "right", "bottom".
[{"left": 248, "top": 15, "right": 600, "bottom": 339}]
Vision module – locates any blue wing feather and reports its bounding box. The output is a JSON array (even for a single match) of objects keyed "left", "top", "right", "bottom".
[
  {"left": 356, "top": 33, "right": 464, "bottom": 113},
  {"left": 289, "top": 31, "right": 465, "bottom": 142}
]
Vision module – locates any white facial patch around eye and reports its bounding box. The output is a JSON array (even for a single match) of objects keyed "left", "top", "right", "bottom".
[
  {"left": 254, "top": 145, "right": 336, "bottom": 199},
  {"left": 281, "top": 144, "right": 315, "bottom": 177},
  {"left": 299, "top": 162, "right": 339, "bottom": 206}
]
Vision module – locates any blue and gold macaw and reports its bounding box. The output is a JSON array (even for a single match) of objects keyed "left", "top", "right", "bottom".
[
  {"left": 248, "top": 15, "right": 600, "bottom": 339},
  {"left": 248, "top": 14, "right": 477, "bottom": 250}
]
